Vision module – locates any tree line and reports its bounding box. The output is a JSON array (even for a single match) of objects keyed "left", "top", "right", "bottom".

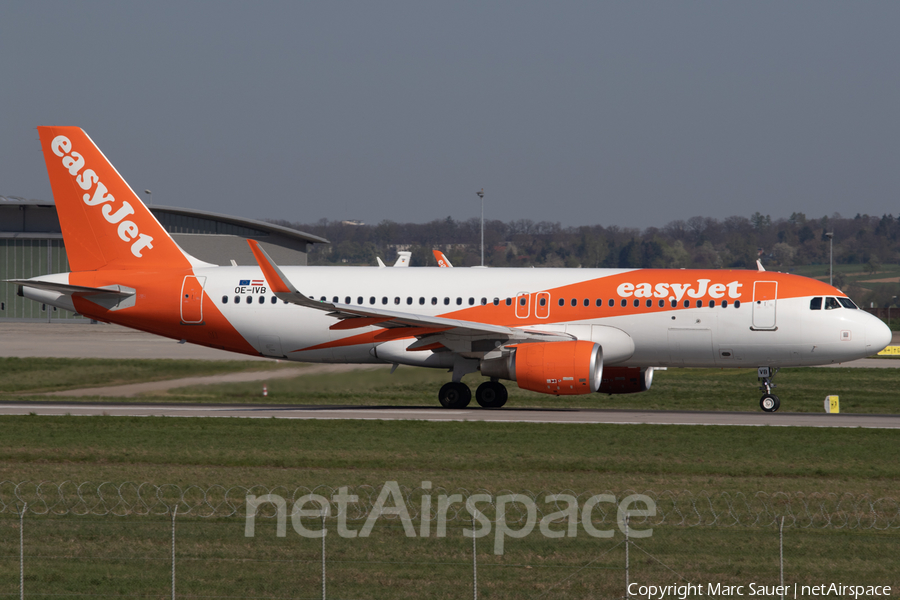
[{"left": 271, "top": 212, "right": 900, "bottom": 305}]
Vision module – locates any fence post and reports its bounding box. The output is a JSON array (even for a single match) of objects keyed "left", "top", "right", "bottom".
[
  {"left": 322, "top": 512, "right": 326, "bottom": 600},
  {"left": 624, "top": 514, "right": 630, "bottom": 599},
  {"left": 20, "top": 503, "right": 26, "bottom": 600},
  {"left": 472, "top": 513, "right": 478, "bottom": 600},
  {"left": 171, "top": 505, "right": 178, "bottom": 600},
  {"left": 779, "top": 516, "right": 785, "bottom": 600}
]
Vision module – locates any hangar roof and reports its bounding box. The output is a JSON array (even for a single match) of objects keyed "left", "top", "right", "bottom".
[{"left": 0, "top": 196, "right": 328, "bottom": 245}]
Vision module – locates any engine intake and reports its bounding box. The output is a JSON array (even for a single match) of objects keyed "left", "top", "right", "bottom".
[{"left": 480, "top": 340, "right": 602, "bottom": 396}]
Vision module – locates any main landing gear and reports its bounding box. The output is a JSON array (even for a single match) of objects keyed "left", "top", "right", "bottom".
[
  {"left": 438, "top": 380, "right": 509, "bottom": 409},
  {"left": 758, "top": 366, "right": 780, "bottom": 413}
]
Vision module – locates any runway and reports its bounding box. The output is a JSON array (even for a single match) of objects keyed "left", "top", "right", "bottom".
[{"left": 1, "top": 402, "right": 898, "bottom": 428}]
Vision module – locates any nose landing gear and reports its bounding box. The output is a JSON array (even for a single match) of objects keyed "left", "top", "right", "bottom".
[{"left": 758, "top": 366, "right": 780, "bottom": 412}]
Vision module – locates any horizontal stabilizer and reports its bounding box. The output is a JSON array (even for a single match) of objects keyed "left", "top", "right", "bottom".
[{"left": 6, "top": 279, "right": 135, "bottom": 297}]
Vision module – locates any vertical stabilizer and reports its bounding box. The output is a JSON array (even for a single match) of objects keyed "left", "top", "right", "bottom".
[{"left": 37, "top": 126, "right": 192, "bottom": 272}]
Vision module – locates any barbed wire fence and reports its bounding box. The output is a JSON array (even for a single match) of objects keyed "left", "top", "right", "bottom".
[
  {"left": 2, "top": 482, "right": 899, "bottom": 529},
  {"left": 2, "top": 483, "right": 898, "bottom": 600}
]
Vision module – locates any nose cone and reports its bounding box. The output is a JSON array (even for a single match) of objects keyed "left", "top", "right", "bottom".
[{"left": 866, "top": 316, "right": 893, "bottom": 354}]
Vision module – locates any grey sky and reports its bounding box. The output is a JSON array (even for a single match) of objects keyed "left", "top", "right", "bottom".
[{"left": 1, "top": 2, "right": 898, "bottom": 229}]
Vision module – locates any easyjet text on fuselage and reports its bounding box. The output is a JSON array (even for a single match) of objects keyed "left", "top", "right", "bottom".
[{"left": 616, "top": 279, "right": 743, "bottom": 301}]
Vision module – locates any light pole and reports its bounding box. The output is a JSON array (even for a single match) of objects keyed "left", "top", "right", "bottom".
[
  {"left": 825, "top": 232, "right": 834, "bottom": 285},
  {"left": 476, "top": 189, "right": 484, "bottom": 267},
  {"left": 890, "top": 296, "right": 897, "bottom": 330},
  {"left": 144, "top": 189, "right": 153, "bottom": 206}
]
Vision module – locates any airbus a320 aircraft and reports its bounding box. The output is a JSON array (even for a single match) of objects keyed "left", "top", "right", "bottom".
[{"left": 13, "top": 127, "right": 892, "bottom": 412}]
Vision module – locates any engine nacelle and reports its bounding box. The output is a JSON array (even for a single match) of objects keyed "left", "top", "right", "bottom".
[
  {"left": 598, "top": 367, "right": 654, "bottom": 394},
  {"left": 481, "top": 340, "right": 602, "bottom": 396}
]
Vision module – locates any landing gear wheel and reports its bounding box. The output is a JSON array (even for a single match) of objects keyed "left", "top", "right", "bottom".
[
  {"left": 475, "top": 381, "right": 508, "bottom": 408},
  {"left": 760, "top": 394, "right": 780, "bottom": 413},
  {"left": 439, "top": 382, "right": 472, "bottom": 409}
]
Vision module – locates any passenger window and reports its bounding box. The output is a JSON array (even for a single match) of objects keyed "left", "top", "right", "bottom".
[
  {"left": 259, "top": 296, "right": 265, "bottom": 304},
  {"left": 419, "top": 297, "right": 425, "bottom": 305},
  {"left": 620, "top": 299, "right": 627, "bottom": 307},
  {"left": 558, "top": 298, "right": 565, "bottom": 307},
  {"left": 333, "top": 296, "right": 339, "bottom": 303},
  {"left": 492, "top": 298, "right": 499, "bottom": 306},
  {"left": 519, "top": 297, "right": 526, "bottom": 306},
  {"left": 469, "top": 298, "right": 475, "bottom": 306},
  {"left": 708, "top": 300, "right": 714, "bottom": 308},
  {"left": 407, "top": 297, "right": 413, "bottom": 305},
  {"left": 596, "top": 299, "right": 602, "bottom": 307},
  {"left": 539, "top": 298, "right": 547, "bottom": 307},
  {"left": 734, "top": 300, "right": 741, "bottom": 308},
  {"left": 394, "top": 297, "right": 400, "bottom": 305},
  {"left": 609, "top": 299, "right": 615, "bottom": 307},
  {"left": 825, "top": 297, "right": 841, "bottom": 310},
  {"left": 658, "top": 299, "right": 664, "bottom": 308},
  {"left": 320, "top": 296, "right": 326, "bottom": 302},
  {"left": 445, "top": 298, "right": 450, "bottom": 305},
  {"left": 345, "top": 296, "right": 351, "bottom": 304},
  {"left": 432, "top": 297, "right": 438, "bottom": 305},
  {"left": 645, "top": 299, "right": 652, "bottom": 307},
  {"left": 583, "top": 299, "right": 589, "bottom": 307},
  {"left": 271, "top": 296, "right": 277, "bottom": 304},
  {"left": 683, "top": 300, "right": 690, "bottom": 308},
  {"left": 633, "top": 299, "right": 640, "bottom": 307},
  {"left": 222, "top": 296, "right": 228, "bottom": 304},
  {"left": 506, "top": 298, "right": 512, "bottom": 306},
  {"left": 382, "top": 297, "right": 388, "bottom": 305},
  {"left": 480, "top": 298, "right": 486, "bottom": 305},
  {"left": 670, "top": 299, "right": 677, "bottom": 308},
  {"left": 369, "top": 296, "right": 376, "bottom": 305},
  {"left": 357, "top": 296, "right": 363, "bottom": 305},
  {"left": 457, "top": 298, "right": 463, "bottom": 305},
  {"left": 809, "top": 297, "right": 822, "bottom": 310},
  {"left": 571, "top": 299, "right": 577, "bottom": 307},
  {"left": 838, "top": 297, "right": 858, "bottom": 309},
  {"left": 721, "top": 300, "right": 728, "bottom": 308}
]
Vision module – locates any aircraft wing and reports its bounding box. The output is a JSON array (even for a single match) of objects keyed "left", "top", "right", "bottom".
[{"left": 247, "top": 240, "right": 571, "bottom": 347}]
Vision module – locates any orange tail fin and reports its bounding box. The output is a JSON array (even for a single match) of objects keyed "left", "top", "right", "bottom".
[
  {"left": 37, "top": 126, "right": 192, "bottom": 272},
  {"left": 432, "top": 250, "right": 453, "bottom": 267}
]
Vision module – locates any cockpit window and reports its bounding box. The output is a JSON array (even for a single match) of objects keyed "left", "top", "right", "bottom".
[
  {"left": 824, "top": 297, "right": 842, "bottom": 310},
  {"left": 837, "top": 297, "right": 858, "bottom": 309},
  {"left": 809, "top": 297, "right": 822, "bottom": 310}
]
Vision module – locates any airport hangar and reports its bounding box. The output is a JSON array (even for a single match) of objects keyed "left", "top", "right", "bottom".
[{"left": 0, "top": 195, "right": 328, "bottom": 321}]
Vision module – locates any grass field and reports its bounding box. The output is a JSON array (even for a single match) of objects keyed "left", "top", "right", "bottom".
[
  {"left": 1, "top": 417, "right": 898, "bottom": 598},
  {"left": 1, "top": 360, "right": 898, "bottom": 597},
  {"left": 0, "top": 357, "right": 292, "bottom": 394},
  {"left": 5, "top": 356, "right": 899, "bottom": 414}
]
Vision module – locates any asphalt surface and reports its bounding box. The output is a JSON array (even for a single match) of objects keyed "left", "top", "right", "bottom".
[
  {"left": 0, "top": 402, "right": 897, "bottom": 428},
  {"left": 0, "top": 322, "right": 269, "bottom": 360}
]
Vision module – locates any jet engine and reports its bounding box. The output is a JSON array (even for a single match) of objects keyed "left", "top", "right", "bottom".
[
  {"left": 598, "top": 367, "right": 655, "bottom": 394},
  {"left": 480, "top": 340, "right": 602, "bottom": 396}
]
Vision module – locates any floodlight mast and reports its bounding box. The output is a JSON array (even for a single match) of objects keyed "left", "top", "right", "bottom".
[{"left": 477, "top": 189, "right": 485, "bottom": 267}]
